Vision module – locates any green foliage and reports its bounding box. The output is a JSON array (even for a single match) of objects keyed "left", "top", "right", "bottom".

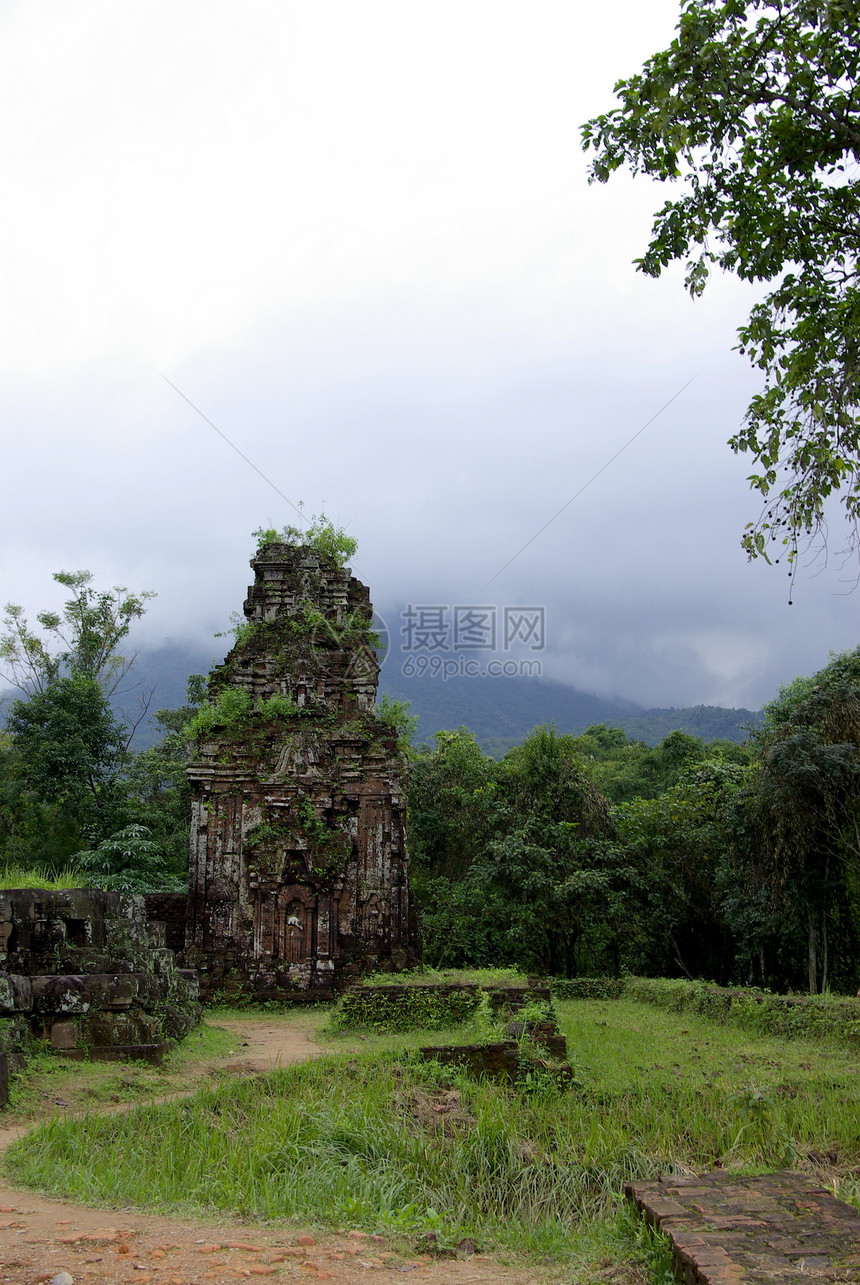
[
  {"left": 623, "top": 976, "right": 860, "bottom": 1048},
  {"left": 329, "top": 985, "right": 483, "bottom": 1033},
  {"left": 215, "top": 611, "right": 259, "bottom": 647},
  {"left": 0, "top": 864, "right": 85, "bottom": 890},
  {"left": 376, "top": 693, "right": 418, "bottom": 756},
  {"left": 253, "top": 513, "right": 358, "bottom": 568},
  {"left": 6, "top": 675, "right": 129, "bottom": 847},
  {"left": 410, "top": 725, "right": 621, "bottom": 974},
  {"left": 74, "top": 823, "right": 182, "bottom": 894},
  {"left": 118, "top": 678, "right": 206, "bottom": 885},
  {"left": 565, "top": 724, "right": 751, "bottom": 804},
  {"left": 1, "top": 570, "right": 155, "bottom": 695},
  {"left": 741, "top": 645, "right": 860, "bottom": 992},
  {"left": 410, "top": 723, "right": 766, "bottom": 984},
  {"left": 297, "top": 796, "right": 329, "bottom": 846},
  {"left": 359, "top": 966, "right": 530, "bottom": 988},
  {"left": 183, "top": 685, "right": 252, "bottom": 740},
  {"left": 582, "top": 0, "right": 860, "bottom": 572},
  {"left": 184, "top": 685, "right": 302, "bottom": 743},
  {"left": 550, "top": 976, "right": 626, "bottom": 1000},
  {"left": 612, "top": 758, "right": 750, "bottom": 981},
  {"left": 0, "top": 569, "right": 163, "bottom": 875}
]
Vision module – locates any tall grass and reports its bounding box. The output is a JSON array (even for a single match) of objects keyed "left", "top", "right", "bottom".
[
  {"left": 0, "top": 864, "right": 86, "bottom": 890},
  {"left": 7, "top": 998, "right": 860, "bottom": 1260}
]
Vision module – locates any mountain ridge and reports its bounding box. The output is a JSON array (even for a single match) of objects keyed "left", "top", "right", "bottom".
[{"left": 0, "top": 640, "right": 762, "bottom": 751}]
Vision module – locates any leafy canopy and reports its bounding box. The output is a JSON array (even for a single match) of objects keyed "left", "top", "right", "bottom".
[
  {"left": 746, "top": 646, "right": 860, "bottom": 990},
  {"left": 0, "top": 570, "right": 155, "bottom": 695},
  {"left": 582, "top": 0, "right": 860, "bottom": 579}
]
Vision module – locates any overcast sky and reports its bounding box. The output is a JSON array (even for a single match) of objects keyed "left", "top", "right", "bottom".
[{"left": 2, "top": 0, "right": 857, "bottom": 713}]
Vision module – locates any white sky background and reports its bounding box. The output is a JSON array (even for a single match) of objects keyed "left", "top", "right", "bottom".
[{"left": 1, "top": 0, "right": 857, "bottom": 712}]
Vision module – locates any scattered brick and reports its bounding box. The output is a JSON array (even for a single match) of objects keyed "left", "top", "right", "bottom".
[{"left": 627, "top": 1169, "right": 860, "bottom": 1285}]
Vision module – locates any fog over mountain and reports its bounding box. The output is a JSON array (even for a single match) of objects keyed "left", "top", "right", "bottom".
[{"left": 2, "top": 2, "right": 857, "bottom": 722}]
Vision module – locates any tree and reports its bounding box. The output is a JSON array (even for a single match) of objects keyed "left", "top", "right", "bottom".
[
  {"left": 0, "top": 570, "right": 156, "bottom": 870},
  {"left": 409, "top": 725, "right": 619, "bottom": 973},
  {"left": 5, "top": 674, "right": 128, "bottom": 850},
  {"left": 1, "top": 570, "right": 155, "bottom": 698},
  {"left": 614, "top": 759, "right": 747, "bottom": 982},
  {"left": 745, "top": 647, "right": 860, "bottom": 992},
  {"left": 581, "top": 0, "right": 860, "bottom": 577}
]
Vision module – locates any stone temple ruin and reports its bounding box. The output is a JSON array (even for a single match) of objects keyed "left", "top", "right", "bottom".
[
  {"left": 0, "top": 888, "right": 200, "bottom": 1102},
  {"left": 0, "top": 541, "right": 416, "bottom": 1090},
  {"left": 182, "top": 540, "right": 419, "bottom": 1000}
]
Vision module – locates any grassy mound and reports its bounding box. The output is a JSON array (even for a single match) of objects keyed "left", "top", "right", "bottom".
[{"left": 7, "top": 999, "right": 860, "bottom": 1262}]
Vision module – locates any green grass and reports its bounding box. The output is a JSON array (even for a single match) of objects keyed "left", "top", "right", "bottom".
[
  {"left": 556, "top": 999, "right": 860, "bottom": 1171},
  {"left": 3, "top": 1019, "right": 239, "bottom": 1123},
  {"left": 7, "top": 997, "right": 860, "bottom": 1272},
  {"left": 0, "top": 864, "right": 86, "bottom": 889},
  {"left": 621, "top": 976, "right": 860, "bottom": 1046}
]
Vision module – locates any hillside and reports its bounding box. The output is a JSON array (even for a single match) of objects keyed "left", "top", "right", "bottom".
[{"left": 1, "top": 640, "right": 761, "bottom": 751}]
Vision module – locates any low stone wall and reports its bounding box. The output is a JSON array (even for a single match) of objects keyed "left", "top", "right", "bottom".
[
  {"left": 486, "top": 984, "right": 552, "bottom": 1013},
  {"left": 418, "top": 1040, "right": 521, "bottom": 1082},
  {"left": 338, "top": 983, "right": 482, "bottom": 1030},
  {"left": 505, "top": 1018, "right": 568, "bottom": 1059},
  {"left": 337, "top": 979, "right": 554, "bottom": 1032},
  {"left": 0, "top": 889, "right": 201, "bottom": 1074}
]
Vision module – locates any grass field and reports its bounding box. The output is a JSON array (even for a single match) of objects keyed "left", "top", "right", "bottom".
[{"left": 4, "top": 996, "right": 860, "bottom": 1278}]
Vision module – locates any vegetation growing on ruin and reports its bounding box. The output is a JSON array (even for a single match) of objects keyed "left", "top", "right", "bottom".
[
  {"left": 253, "top": 513, "right": 358, "bottom": 568},
  {"left": 182, "top": 688, "right": 303, "bottom": 743},
  {"left": 376, "top": 693, "right": 419, "bottom": 756}
]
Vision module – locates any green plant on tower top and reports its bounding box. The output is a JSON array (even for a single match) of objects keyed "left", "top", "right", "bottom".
[{"left": 252, "top": 512, "right": 358, "bottom": 568}]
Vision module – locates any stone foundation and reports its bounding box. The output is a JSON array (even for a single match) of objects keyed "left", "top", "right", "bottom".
[{"left": 0, "top": 889, "right": 200, "bottom": 1072}]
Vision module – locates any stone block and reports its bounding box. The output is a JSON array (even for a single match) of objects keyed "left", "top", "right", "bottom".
[
  {"left": 31, "top": 975, "right": 91, "bottom": 1014},
  {"left": 49, "top": 1020, "right": 79, "bottom": 1050},
  {"left": 160, "top": 1006, "right": 196, "bottom": 1040},
  {"left": 89, "top": 1043, "right": 168, "bottom": 1066},
  {"left": 0, "top": 972, "right": 31, "bottom": 1014},
  {"left": 104, "top": 974, "right": 139, "bottom": 1009},
  {"left": 418, "top": 1040, "right": 521, "bottom": 1082}
]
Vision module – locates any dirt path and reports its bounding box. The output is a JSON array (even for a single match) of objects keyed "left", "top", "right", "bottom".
[{"left": 0, "top": 1018, "right": 538, "bottom": 1285}]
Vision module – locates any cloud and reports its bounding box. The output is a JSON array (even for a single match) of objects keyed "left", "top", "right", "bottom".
[{"left": 2, "top": 0, "right": 857, "bottom": 719}]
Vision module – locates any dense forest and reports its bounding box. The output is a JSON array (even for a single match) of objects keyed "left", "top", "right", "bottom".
[{"left": 2, "top": 569, "right": 860, "bottom": 997}]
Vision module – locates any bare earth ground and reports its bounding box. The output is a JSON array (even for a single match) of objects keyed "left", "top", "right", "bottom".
[{"left": 0, "top": 1018, "right": 539, "bottom": 1285}]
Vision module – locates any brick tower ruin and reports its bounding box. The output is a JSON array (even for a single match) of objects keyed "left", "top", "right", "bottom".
[{"left": 184, "top": 541, "right": 418, "bottom": 1000}]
